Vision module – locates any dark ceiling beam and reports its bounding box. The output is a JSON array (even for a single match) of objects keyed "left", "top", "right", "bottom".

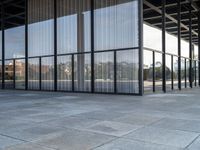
[
  {"left": 144, "top": 10, "right": 197, "bottom": 20},
  {"left": 144, "top": 0, "right": 198, "bottom": 36},
  {"left": 143, "top": 0, "right": 199, "bottom": 12}
]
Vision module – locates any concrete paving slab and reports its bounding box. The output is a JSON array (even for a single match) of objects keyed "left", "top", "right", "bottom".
[
  {"left": 5, "top": 143, "right": 55, "bottom": 150},
  {"left": 94, "top": 138, "right": 182, "bottom": 150},
  {"left": 31, "top": 128, "right": 115, "bottom": 150},
  {"left": 112, "top": 113, "right": 162, "bottom": 126},
  {"left": 0, "top": 135, "right": 24, "bottom": 149},
  {"left": 124, "top": 127, "right": 199, "bottom": 148},
  {"left": 187, "top": 136, "right": 200, "bottom": 150},
  {"left": 86, "top": 121, "right": 141, "bottom": 137},
  {"left": 150, "top": 118, "right": 200, "bottom": 132}
]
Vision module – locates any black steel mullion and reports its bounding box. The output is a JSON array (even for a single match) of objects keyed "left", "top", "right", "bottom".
[
  {"left": 198, "top": 10, "right": 200, "bottom": 86},
  {"left": 114, "top": 51, "right": 117, "bottom": 93},
  {"left": 39, "top": 57, "right": 42, "bottom": 90},
  {"left": 195, "top": 61, "right": 197, "bottom": 86},
  {"left": 185, "top": 58, "right": 187, "bottom": 88},
  {"left": 13, "top": 59, "right": 15, "bottom": 89},
  {"left": 72, "top": 54, "right": 74, "bottom": 92},
  {"left": 138, "top": 0, "right": 143, "bottom": 95},
  {"left": 171, "top": 55, "right": 174, "bottom": 90},
  {"left": 177, "top": 0, "right": 181, "bottom": 90},
  {"left": 91, "top": 0, "right": 94, "bottom": 93},
  {"left": 189, "top": 1, "right": 192, "bottom": 88},
  {"left": 153, "top": 51, "right": 155, "bottom": 92},
  {"left": 54, "top": 0, "right": 57, "bottom": 91},
  {"left": 1, "top": 2, "right": 5, "bottom": 89},
  {"left": 162, "top": 0, "right": 166, "bottom": 92},
  {"left": 25, "top": 0, "right": 28, "bottom": 90}
]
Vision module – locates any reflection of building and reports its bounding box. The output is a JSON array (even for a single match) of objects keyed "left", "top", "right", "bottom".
[{"left": 0, "top": 0, "right": 199, "bottom": 95}]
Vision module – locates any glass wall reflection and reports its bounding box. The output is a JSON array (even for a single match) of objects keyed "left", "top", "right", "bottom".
[
  {"left": 166, "top": 55, "right": 172, "bottom": 91},
  {"left": 94, "top": 0, "right": 138, "bottom": 51},
  {"left": 94, "top": 52, "right": 114, "bottom": 93},
  {"left": 28, "top": 58, "right": 40, "bottom": 90},
  {"left": 5, "top": 60, "right": 14, "bottom": 89},
  {"left": 41, "top": 57, "right": 54, "bottom": 91},
  {"left": 117, "top": 50, "right": 139, "bottom": 93},
  {"left": 143, "top": 50, "right": 153, "bottom": 93},
  {"left": 57, "top": 55, "right": 72, "bottom": 91},
  {"left": 15, "top": 59, "right": 25, "bottom": 89},
  {"left": 57, "top": 0, "right": 91, "bottom": 54},
  {"left": 74, "top": 53, "right": 91, "bottom": 92},
  {"left": 28, "top": 0, "right": 54, "bottom": 57},
  {"left": 173, "top": 56, "right": 178, "bottom": 89},
  {"left": 155, "top": 53, "right": 162, "bottom": 92}
]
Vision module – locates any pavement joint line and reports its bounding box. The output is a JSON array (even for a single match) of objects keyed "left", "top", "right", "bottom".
[
  {"left": 184, "top": 134, "right": 200, "bottom": 149},
  {"left": 0, "top": 133, "right": 28, "bottom": 142},
  {"left": 90, "top": 136, "right": 121, "bottom": 150}
]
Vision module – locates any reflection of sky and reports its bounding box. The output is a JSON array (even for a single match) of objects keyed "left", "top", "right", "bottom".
[
  {"left": 5, "top": 26, "right": 25, "bottom": 59},
  {"left": 0, "top": 0, "right": 198, "bottom": 67},
  {"left": 144, "top": 23, "right": 198, "bottom": 68}
]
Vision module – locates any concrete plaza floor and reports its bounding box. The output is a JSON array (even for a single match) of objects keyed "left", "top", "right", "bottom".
[{"left": 0, "top": 89, "right": 200, "bottom": 150}]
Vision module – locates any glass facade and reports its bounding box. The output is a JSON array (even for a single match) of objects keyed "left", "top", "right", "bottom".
[
  {"left": 0, "top": 0, "right": 140, "bottom": 95},
  {"left": 0, "top": 0, "right": 199, "bottom": 95}
]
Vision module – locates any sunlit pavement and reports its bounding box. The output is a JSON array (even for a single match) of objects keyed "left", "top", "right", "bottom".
[{"left": 0, "top": 89, "right": 200, "bottom": 150}]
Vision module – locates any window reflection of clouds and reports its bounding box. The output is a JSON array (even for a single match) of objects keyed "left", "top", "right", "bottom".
[
  {"left": 94, "top": 1, "right": 138, "bottom": 50},
  {"left": 5, "top": 26, "right": 25, "bottom": 59}
]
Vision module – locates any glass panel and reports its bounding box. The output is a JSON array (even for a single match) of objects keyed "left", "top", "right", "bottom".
[
  {"left": 28, "top": 0, "right": 54, "bottom": 57},
  {"left": 166, "top": 55, "right": 172, "bottom": 91},
  {"left": 196, "top": 61, "right": 199, "bottom": 85},
  {"left": 181, "top": 58, "right": 185, "bottom": 88},
  {"left": 143, "top": 50, "right": 153, "bottom": 93},
  {"left": 155, "top": 53, "right": 162, "bottom": 92},
  {"left": 5, "top": 60, "right": 14, "bottom": 89},
  {"left": 5, "top": 26, "right": 25, "bottom": 59},
  {"left": 28, "top": 58, "right": 40, "bottom": 90},
  {"left": 15, "top": 59, "right": 25, "bottom": 89},
  {"left": 41, "top": 57, "right": 54, "bottom": 91},
  {"left": 57, "top": 55, "right": 72, "bottom": 91},
  {"left": 57, "top": 0, "right": 91, "bottom": 54},
  {"left": 94, "top": 0, "right": 138, "bottom": 51},
  {"left": 192, "top": 60, "right": 196, "bottom": 87},
  {"left": 4, "top": 2, "right": 25, "bottom": 59},
  {"left": 186, "top": 59, "right": 190, "bottom": 87},
  {"left": 117, "top": 49, "right": 139, "bottom": 94},
  {"left": 0, "top": 61, "right": 2, "bottom": 89},
  {"left": 173, "top": 56, "right": 178, "bottom": 90},
  {"left": 74, "top": 53, "right": 91, "bottom": 92},
  {"left": 94, "top": 52, "right": 114, "bottom": 93}
]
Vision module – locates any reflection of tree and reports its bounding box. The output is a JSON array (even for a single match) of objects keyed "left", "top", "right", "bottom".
[{"left": 144, "top": 61, "right": 171, "bottom": 80}]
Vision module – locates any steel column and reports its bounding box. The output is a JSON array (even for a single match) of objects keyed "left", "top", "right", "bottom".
[
  {"left": 177, "top": 0, "right": 181, "bottom": 90},
  {"left": 162, "top": 0, "right": 166, "bottom": 92},
  {"left": 198, "top": 10, "right": 200, "bottom": 86},
  {"left": 91, "top": 0, "right": 94, "bottom": 93},
  {"left": 13, "top": 59, "right": 15, "bottom": 89},
  {"left": 139, "top": 0, "right": 144, "bottom": 95},
  {"left": 1, "top": 2, "right": 5, "bottom": 89},
  {"left": 25, "top": 0, "right": 28, "bottom": 90},
  {"left": 54, "top": 0, "right": 57, "bottom": 91},
  {"left": 189, "top": 1, "right": 193, "bottom": 88},
  {"left": 153, "top": 51, "right": 155, "bottom": 92}
]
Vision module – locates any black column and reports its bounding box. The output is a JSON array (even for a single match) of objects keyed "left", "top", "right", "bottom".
[
  {"left": 198, "top": 10, "right": 200, "bottom": 86},
  {"left": 138, "top": 0, "right": 143, "bottom": 95},
  {"left": 91, "top": 0, "right": 94, "bottom": 93},
  {"left": 189, "top": 1, "right": 192, "bottom": 88},
  {"left": 177, "top": 0, "right": 181, "bottom": 90},
  {"left": 54, "top": 0, "right": 57, "bottom": 91},
  {"left": 1, "top": 2, "right": 5, "bottom": 89},
  {"left": 162, "top": 0, "right": 166, "bottom": 92},
  {"left": 25, "top": 0, "right": 28, "bottom": 90}
]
